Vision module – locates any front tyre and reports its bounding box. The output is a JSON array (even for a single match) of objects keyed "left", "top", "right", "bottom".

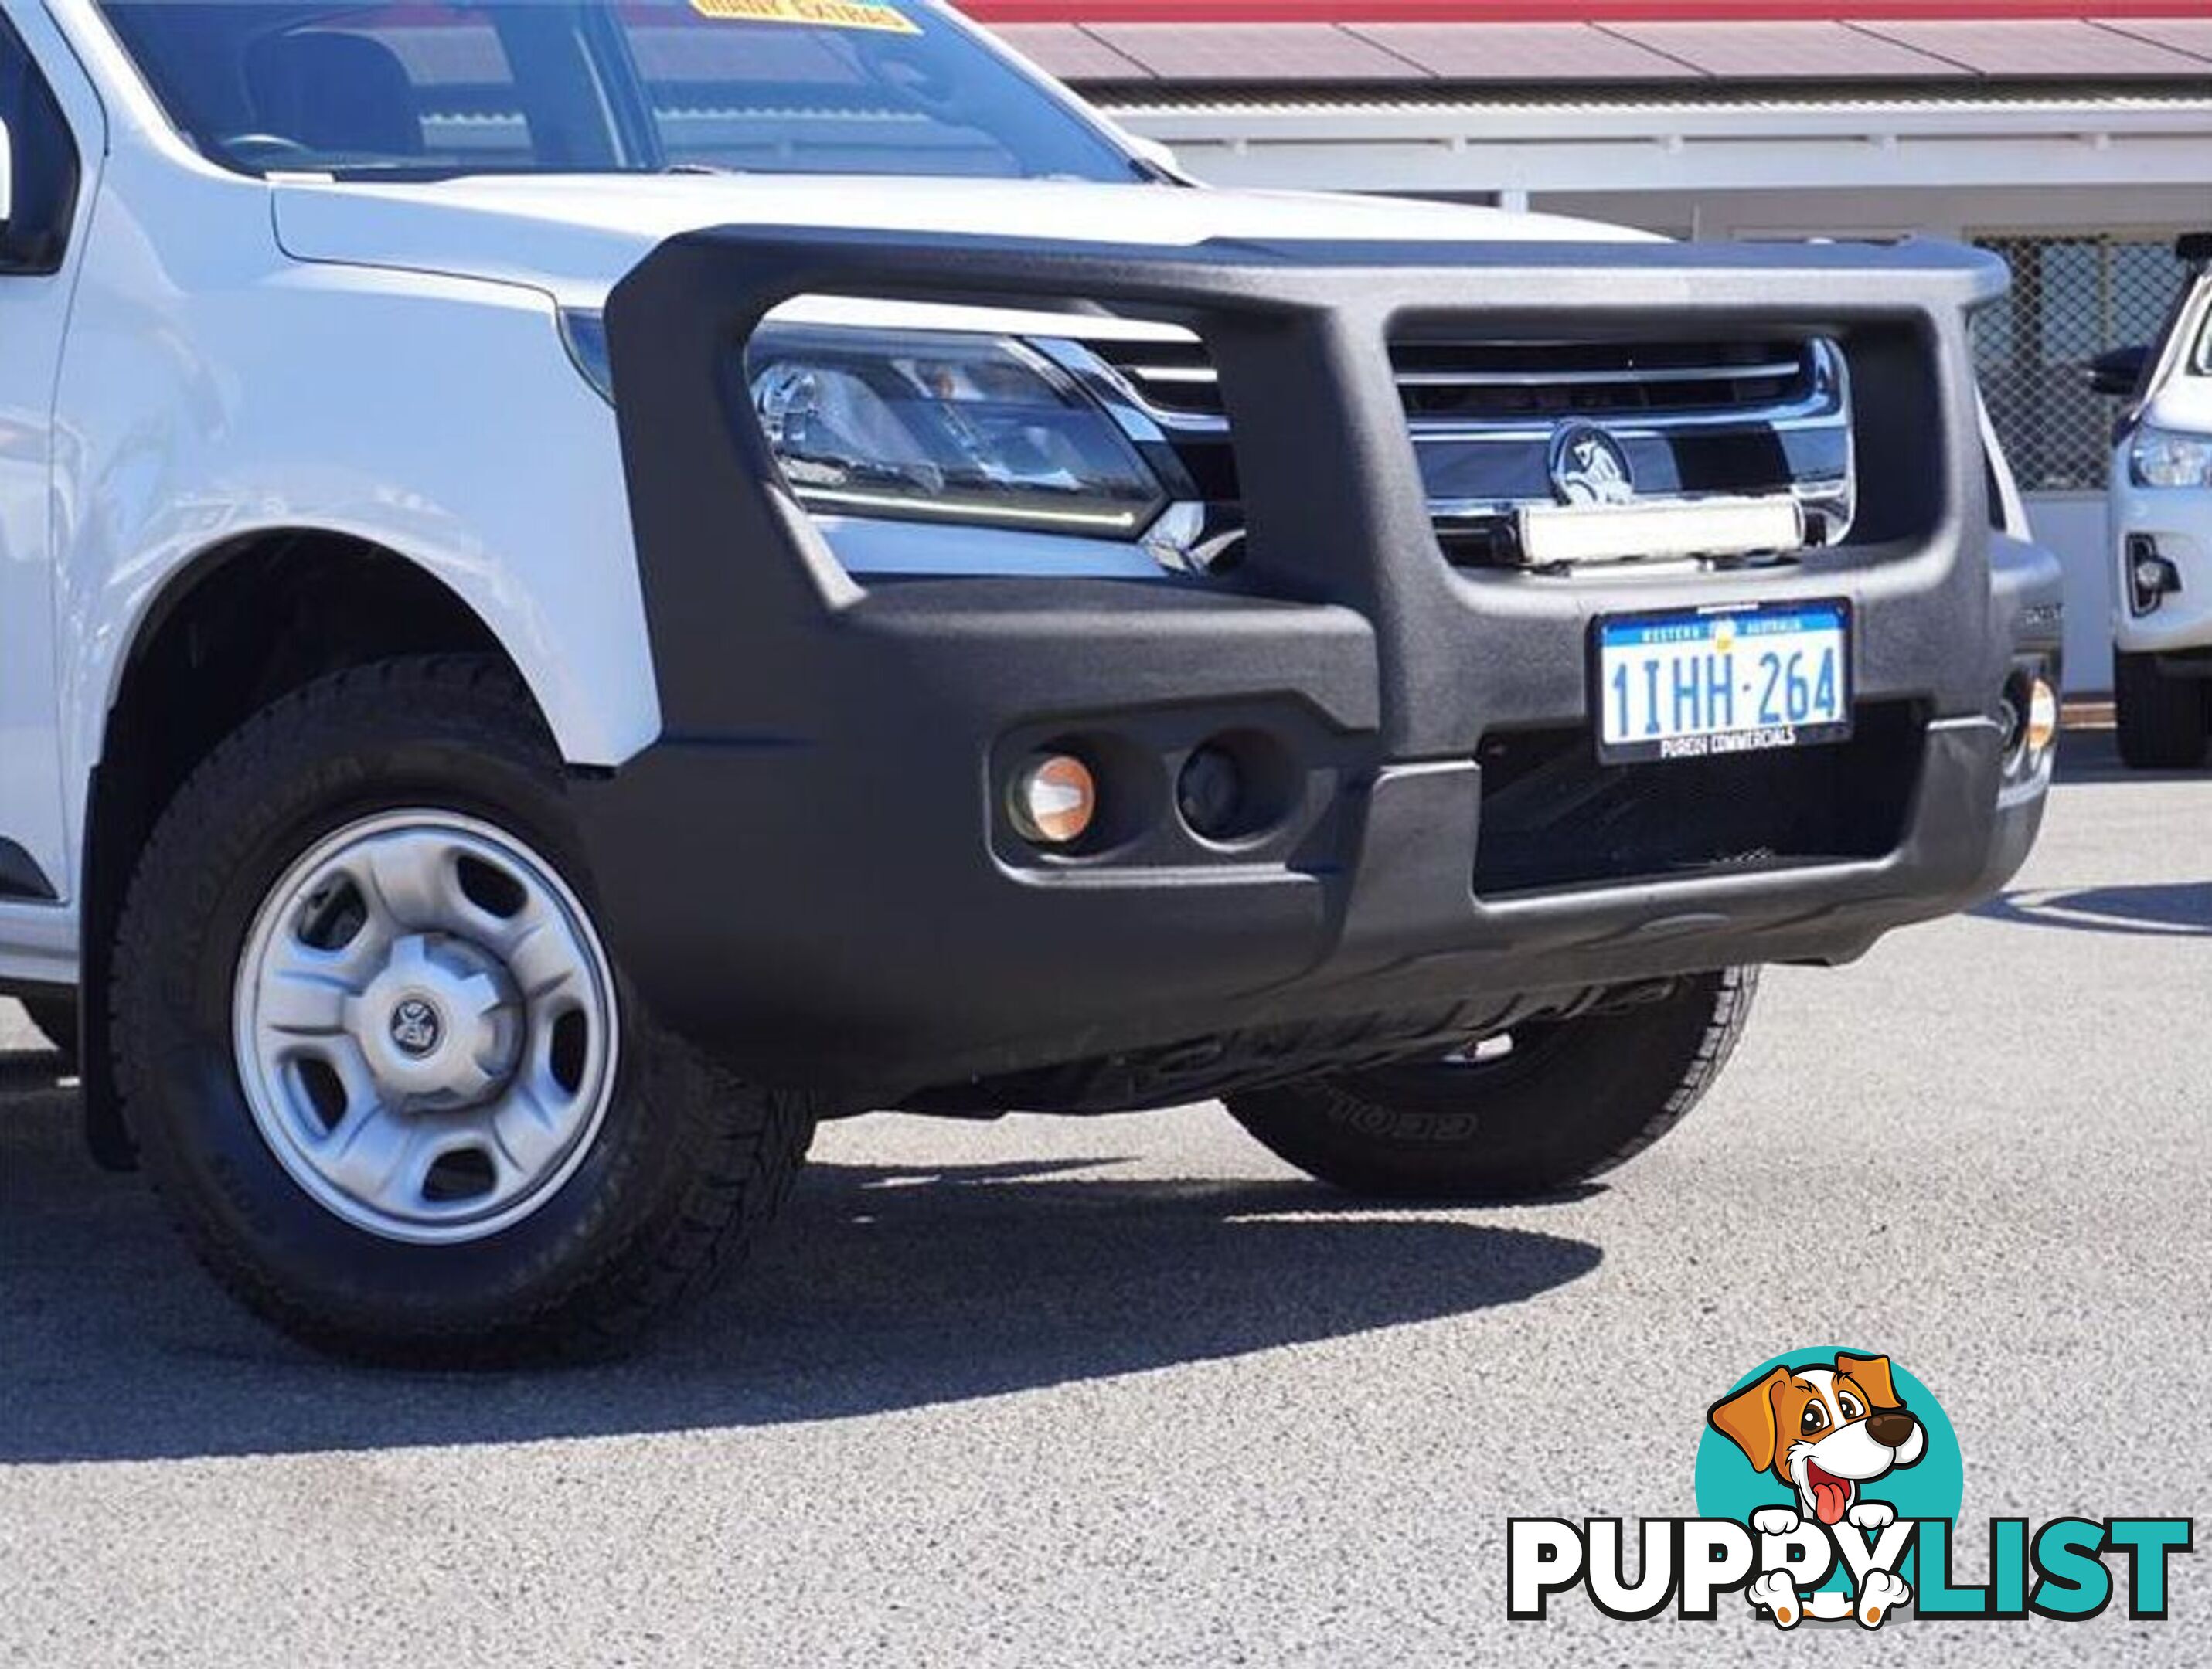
[
  {"left": 2114, "top": 650, "right": 2210, "bottom": 770},
  {"left": 114, "top": 656, "right": 815, "bottom": 1365},
  {"left": 1226, "top": 970, "right": 1755, "bottom": 1201}
]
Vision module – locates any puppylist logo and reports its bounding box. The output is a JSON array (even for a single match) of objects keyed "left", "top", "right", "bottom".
[{"left": 1509, "top": 1348, "right": 2193, "bottom": 1630}]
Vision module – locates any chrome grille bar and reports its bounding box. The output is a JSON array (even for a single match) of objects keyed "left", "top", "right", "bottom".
[
  {"left": 1093, "top": 339, "right": 1820, "bottom": 417},
  {"left": 1394, "top": 360, "right": 1804, "bottom": 389}
]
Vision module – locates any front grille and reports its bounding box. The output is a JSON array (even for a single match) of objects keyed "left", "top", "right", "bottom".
[
  {"left": 1472, "top": 702, "right": 1923, "bottom": 897},
  {"left": 1391, "top": 339, "right": 1819, "bottom": 427},
  {"left": 1085, "top": 331, "right": 1854, "bottom": 569},
  {"left": 1090, "top": 337, "right": 1824, "bottom": 427}
]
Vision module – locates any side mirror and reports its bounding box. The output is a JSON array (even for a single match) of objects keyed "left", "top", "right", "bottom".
[
  {"left": 2089, "top": 343, "right": 2149, "bottom": 399},
  {"left": 2177, "top": 231, "right": 2212, "bottom": 266}
]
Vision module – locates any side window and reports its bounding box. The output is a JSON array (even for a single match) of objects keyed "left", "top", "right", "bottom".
[{"left": 0, "top": 21, "right": 80, "bottom": 274}]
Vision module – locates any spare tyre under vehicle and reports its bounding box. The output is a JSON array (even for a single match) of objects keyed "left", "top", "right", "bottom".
[
  {"left": 1227, "top": 970, "right": 1756, "bottom": 1200},
  {"left": 111, "top": 655, "right": 817, "bottom": 1365}
]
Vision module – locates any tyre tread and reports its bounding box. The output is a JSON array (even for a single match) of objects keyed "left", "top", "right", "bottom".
[{"left": 2115, "top": 650, "right": 2210, "bottom": 771}]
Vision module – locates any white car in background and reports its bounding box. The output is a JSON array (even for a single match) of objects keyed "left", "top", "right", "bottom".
[{"left": 2098, "top": 233, "right": 2212, "bottom": 768}]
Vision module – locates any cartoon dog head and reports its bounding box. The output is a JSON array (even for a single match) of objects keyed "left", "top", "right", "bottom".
[{"left": 1709, "top": 1354, "right": 1927, "bottom": 1526}]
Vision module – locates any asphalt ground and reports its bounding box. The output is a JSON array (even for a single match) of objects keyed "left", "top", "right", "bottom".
[{"left": 2, "top": 728, "right": 2207, "bottom": 1667}]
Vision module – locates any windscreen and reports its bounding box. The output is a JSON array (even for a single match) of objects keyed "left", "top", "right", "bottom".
[{"left": 95, "top": 0, "right": 1149, "bottom": 182}]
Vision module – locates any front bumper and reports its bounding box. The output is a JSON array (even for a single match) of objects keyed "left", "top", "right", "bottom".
[
  {"left": 2111, "top": 497, "right": 2212, "bottom": 656},
  {"left": 577, "top": 228, "right": 2061, "bottom": 1104}
]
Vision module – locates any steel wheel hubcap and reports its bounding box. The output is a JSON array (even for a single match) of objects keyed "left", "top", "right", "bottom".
[{"left": 232, "top": 811, "right": 619, "bottom": 1245}]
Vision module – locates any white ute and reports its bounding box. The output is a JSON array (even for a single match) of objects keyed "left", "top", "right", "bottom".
[{"left": 0, "top": 0, "right": 2058, "bottom": 1361}]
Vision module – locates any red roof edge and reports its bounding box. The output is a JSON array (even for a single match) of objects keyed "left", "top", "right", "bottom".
[{"left": 962, "top": 2, "right": 2212, "bottom": 21}]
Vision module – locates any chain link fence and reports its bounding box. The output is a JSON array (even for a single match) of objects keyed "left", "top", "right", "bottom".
[{"left": 1972, "top": 233, "right": 2186, "bottom": 494}]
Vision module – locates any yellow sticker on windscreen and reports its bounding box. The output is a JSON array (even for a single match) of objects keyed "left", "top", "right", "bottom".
[{"left": 689, "top": 0, "right": 921, "bottom": 32}]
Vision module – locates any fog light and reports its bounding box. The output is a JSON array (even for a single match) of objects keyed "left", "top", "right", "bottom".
[
  {"left": 2128, "top": 535, "right": 2180, "bottom": 617},
  {"left": 2025, "top": 677, "right": 2060, "bottom": 758},
  {"left": 1176, "top": 745, "right": 1245, "bottom": 842},
  {"left": 1009, "top": 754, "right": 1097, "bottom": 846}
]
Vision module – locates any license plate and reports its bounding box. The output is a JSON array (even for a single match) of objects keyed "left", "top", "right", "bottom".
[{"left": 1594, "top": 602, "right": 1852, "bottom": 765}]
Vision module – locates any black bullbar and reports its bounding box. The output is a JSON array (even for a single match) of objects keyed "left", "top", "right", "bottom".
[{"left": 573, "top": 227, "right": 2054, "bottom": 1103}]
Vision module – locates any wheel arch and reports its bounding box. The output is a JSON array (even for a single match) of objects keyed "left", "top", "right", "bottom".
[{"left": 79, "top": 527, "right": 563, "bottom": 1167}]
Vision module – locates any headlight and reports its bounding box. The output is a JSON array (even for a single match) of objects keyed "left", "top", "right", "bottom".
[
  {"left": 2130, "top": 424, "right": 2212, "bottom": 489},
  {"left": 744, "top": 326, "right": 1166, "bottom": 538}
]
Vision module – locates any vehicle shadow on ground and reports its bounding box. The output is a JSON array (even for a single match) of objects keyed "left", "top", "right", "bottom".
[
  {"left": 0, "top": 1066, "right": 1601, "bottom": 1465},
  {"left": 1972, "top": 882, "right": 2212, "bottom": 938}
]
